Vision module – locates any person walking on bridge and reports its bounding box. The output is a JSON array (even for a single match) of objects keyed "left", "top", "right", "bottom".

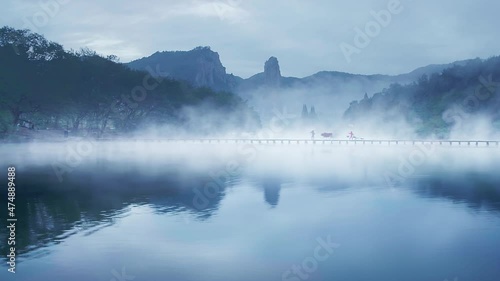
[
  {"left": 311, "top": 130, "right": 315, "bottom": 140},
  {"left": 348, "top": 131, "right": 354, "bottom": 140}
]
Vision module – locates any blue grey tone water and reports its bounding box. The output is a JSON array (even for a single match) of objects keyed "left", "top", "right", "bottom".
[{"left": 1, "top": 142, "right": 499, "bottom": 281}]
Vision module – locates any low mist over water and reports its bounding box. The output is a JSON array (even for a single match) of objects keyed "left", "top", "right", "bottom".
[
  {"left": 1, "top": 142, "right": 500, "bottom": 281},
  {"left": 2, "top": 1, "right": 500, "bottom": 280}
]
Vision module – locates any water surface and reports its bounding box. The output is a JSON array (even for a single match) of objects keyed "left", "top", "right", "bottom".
[{"left": 1, "top": 142, "right": 499, "bottom": 281}]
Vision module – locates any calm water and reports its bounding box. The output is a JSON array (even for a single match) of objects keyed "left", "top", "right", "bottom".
[{"left": 1, "top": 142, "right": 500, "bottom": 281}]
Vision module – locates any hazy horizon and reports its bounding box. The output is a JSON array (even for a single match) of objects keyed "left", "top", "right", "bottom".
[
  {"left": 2, "top": 0, "right": 500, "bottom": 78},
  {"left": 2, "top": 2, "right": 500, "bottom": 281}
]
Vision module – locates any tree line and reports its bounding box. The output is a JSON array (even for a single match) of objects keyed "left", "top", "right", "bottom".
[
  {"left": 0, "top": 26, "right": 260, "bottom": 139},
  {"left": 344, "top": 57, "right": 500, "bottom": 137}
]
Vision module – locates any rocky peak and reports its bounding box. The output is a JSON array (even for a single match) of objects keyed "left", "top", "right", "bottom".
[
  {"left": 192, "top": 47, "right": 228, "bottom": 89},
  {"left": 264, "top": 56, "right": 281, "bottom": 87},
  {"left": 127, "top": 46, "right": 231, "bottom": 91}
]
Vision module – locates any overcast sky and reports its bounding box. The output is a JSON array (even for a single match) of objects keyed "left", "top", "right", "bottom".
[{"left": 1, "top": 0, "right": 499, "bottom": 78}]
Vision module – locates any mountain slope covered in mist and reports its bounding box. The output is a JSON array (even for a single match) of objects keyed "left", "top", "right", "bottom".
[
  {"left": 127, "top": 47, "right": 479, "bottom": 125},
  {"left": 128, "top": 46, "right": 243, "bottom": 92},
  {"left": 0, "top": 27, "right": 260, "bottom": 140},
  {"left": 344, "top": 57, "right": 500, "bottom": 138},
  {"left": 127, "top": 47, "right": 475, "bottom": 94}
]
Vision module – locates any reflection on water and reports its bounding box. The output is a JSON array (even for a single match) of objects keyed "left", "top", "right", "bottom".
[
  {"left": 0, "top": 166, "right": 227, "bottom": 259},
  {"left": 412, "top": 173, "right": 500, "bottom": 212},
  {"left": 261, "top": 179, "right": 282, "bottom": 207},
  {"left": 1, "top": 143, "right": 500, "bottom": 281}
]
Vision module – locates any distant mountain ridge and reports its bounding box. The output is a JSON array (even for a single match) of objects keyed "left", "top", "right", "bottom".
[
  {"left": 128, "top": 46, "right": 242, "bottom": 91},
  {"left": 127, "top": 46, "right": 477, "bottom": 93},
  {"left": 344, "top": 56, "right": 500, "bottom": 138},
  {"left": 127, "top": 47, "right": 484, "bottom": 126}
]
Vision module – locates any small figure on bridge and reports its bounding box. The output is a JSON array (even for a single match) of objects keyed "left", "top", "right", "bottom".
[
  {"left": 347, "top": 131, "right": 354, "bottom": 140},
  {"left": 310, "top": 130, "right": 315, "bottom": 140},
  {"left": 347, "top": 131, "right": 364, "bottom": 140}
]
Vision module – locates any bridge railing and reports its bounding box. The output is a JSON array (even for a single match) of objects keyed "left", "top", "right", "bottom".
[{"left": 96, "top": 138, "right": 500, "bottom": 147}]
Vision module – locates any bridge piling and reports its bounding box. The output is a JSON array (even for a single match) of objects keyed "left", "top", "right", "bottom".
[{"left": 113, "top": 139, "right": 500, "bottom": 147}]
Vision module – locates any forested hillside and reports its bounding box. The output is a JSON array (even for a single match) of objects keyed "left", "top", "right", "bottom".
[
  {"left": 0, "top": 27, "right": 260, "bottom": 140},
  {"left": 344, "top": 57, "right": 500, "bottom": 138}
]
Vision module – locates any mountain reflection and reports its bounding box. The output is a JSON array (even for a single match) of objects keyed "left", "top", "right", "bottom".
[
  {"left": 261, "top": 179, "right": 282, "bottom": 207},
  {"left": 1, "top": 163, "right": 499, "bottom": 265},
  {"left": 411, "top": 172, "right": 500, "bottom": 213},
  {"left": 0, "top": 164, "right": 229, "bottom": 262}
]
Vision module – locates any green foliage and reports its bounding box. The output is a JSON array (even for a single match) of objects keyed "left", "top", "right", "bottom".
[
  {"left": 344, "top": 57, "right": 500, "bottom": 137},
  {"left": 0, "top": 27, "right": 261, "bottom": 139},
  {"left": 0, "top": 109, "right": 13, "bottom": 137}
]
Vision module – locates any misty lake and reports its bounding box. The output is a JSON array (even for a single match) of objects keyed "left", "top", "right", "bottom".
[{"left": 1, "top": 142, "right": 500, "bottom": 281}]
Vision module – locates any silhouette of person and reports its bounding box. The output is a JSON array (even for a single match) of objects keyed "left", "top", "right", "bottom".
[{"left": 348, "top": 131, "right": 354, "bottom": 140}]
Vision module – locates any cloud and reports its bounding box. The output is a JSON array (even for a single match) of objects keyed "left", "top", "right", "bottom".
[
  {"left": 171, "top": 1, "right": 251, "bottom": 23},
  {"left": 1, "top": 0, "right": 499, "bottom": 78},
  {"left": 67, "top": 34, "right": 143, "bottom": 61}
]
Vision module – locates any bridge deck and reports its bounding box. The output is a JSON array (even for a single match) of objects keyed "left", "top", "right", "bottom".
[{"left": 97, "top": 139, "right": 500, "bottom": 147}]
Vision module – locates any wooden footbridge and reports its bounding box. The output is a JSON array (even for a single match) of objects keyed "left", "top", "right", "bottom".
[{"left": 98, "top": 139, "right": 500, "bottom": 147}]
